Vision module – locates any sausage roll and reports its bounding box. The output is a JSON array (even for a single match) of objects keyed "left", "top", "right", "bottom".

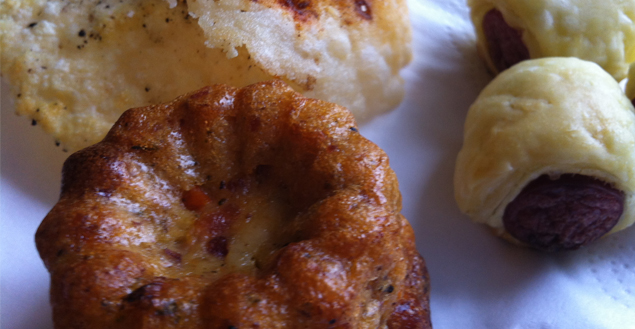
[
  {"left": 468, "top": 0, "right": 635, "bottom": 80},
  {"left": 454, "top": 57, "right": 635, "bottom": 251}
]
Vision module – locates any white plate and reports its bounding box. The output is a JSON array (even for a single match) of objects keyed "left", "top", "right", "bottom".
[{"left": 2, "top": 0, "right": 635, "bottom": 328}]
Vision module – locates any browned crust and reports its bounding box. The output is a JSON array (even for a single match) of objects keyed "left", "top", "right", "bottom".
[
  {"left": 256, "top": 0, "right": 375, "bottom": 24},
  {"left": 36, "top": 80, "right": 430, "bottom": 328}
]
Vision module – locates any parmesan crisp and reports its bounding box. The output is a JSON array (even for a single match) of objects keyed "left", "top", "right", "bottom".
[{"left": 0, "top": 0, "right": 412, "bottom": 151}]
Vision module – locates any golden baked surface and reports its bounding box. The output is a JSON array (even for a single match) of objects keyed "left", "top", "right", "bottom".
[
  {"left": 0, "top": 0, "right": 411, "bottom": 151},
  {"left": 454, "top": 58, "right": 635, "bottom": 245},
  {"left": 36, "top": 81, "right": 431, "bottom": 328}
]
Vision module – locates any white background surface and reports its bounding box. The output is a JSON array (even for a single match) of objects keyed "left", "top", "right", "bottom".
[{"left": 2, "top": 0, "right": 635, "bottom": 328}]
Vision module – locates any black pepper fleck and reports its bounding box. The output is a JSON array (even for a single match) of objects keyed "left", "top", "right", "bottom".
[
  {"left": 78, "top": 29, "right": 86, "bottom": 37},
  {"left": 31, "top": 119, "right": 37, "bottom": 126},
  {"left": 219, "top": 181, "right": 226, "bottom": 189},
  {"left": 131, "top": 145, "right": 158, "bottom": 151},
  {"left": 329, "top": 319, "right": 336, "bottom": 325},
  {"left": 145, "top": 87, "right": 150, "bottom": 92},
  {"left": 27, "top": 22, "right": 38, "bottom": 28},
  {"left": 218, "top": 198, "right": 227, "bottom": 206},
  {"left": 350, "top": 127, "right": 358, "bottom": 132},
  {"left": 385, "top": 285, "right": 394, "bottom": 293}
]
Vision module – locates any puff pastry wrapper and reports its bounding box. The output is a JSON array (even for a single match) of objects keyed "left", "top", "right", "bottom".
[
  {"left": 454, "top": 57, "right": 635, "bottom": 237},
  {"left": 469, "top": 0, "right": 635, "bottom": 79}
]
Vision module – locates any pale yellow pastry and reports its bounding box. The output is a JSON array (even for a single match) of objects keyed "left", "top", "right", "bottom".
[
  {"left": 0, "top": 0, "right": 411, "bottom": 151},
  {"left": 469, "top": 0, "right": 635, "bottom": 80},
  {"left": 455, "top": 57, "right": 635, "bottom": 251}
]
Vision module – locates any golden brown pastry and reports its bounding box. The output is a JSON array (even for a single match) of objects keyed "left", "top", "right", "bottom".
[
  {"left": 0, "top": 0, "right": 411, "bottom": 151},
  {"left": 454, "top": 57, "right": 635, "bottom": 251},
  {"left": 36, "top": 80, "right": 431, "bottom": 328},
  {"left": 468, "top": 0, "right": 635, "bottom": 79}
]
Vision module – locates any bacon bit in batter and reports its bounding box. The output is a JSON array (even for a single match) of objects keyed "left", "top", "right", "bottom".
[
  {"left": 207, "top": 236, "right": 229, "bottom": 258},
  {"left": 163, "top": 248, "right": 182, "bottom": 263},
  {"left": 182, "top": 186, "right": 211, "bottom": 211}
]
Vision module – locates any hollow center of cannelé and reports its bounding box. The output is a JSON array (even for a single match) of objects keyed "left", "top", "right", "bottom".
[
  {"left": 156, "top": 166, "right": 309, "bottom": 278},
  {"left": 503, "top": 174, "right": 624, "bottom": 251},
  {"left": 482, "top": 9, "right": 530, "bottom": 72}
]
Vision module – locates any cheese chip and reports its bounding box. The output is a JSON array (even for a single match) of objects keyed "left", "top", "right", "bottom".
[{"left": 0, "top": 0, "right": 412, "bottom": 150}]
